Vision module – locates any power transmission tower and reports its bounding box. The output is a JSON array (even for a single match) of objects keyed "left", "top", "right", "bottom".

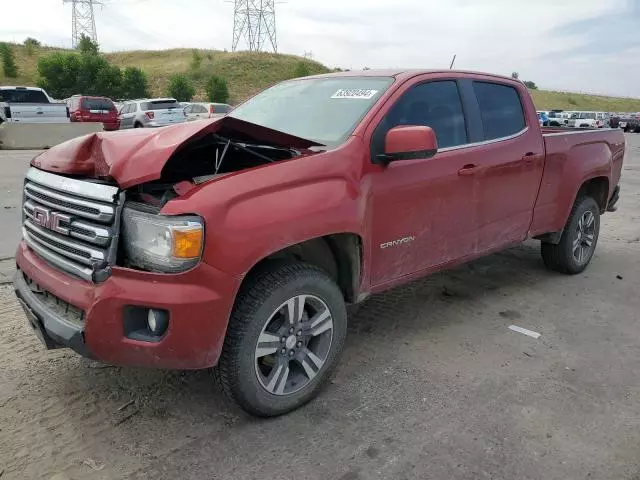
[
  {"left": 232, "top": 0, "right": 278, "bottom": 53},
  {"left": 63, "top": 0, "right": 100, "bottom": 48}
]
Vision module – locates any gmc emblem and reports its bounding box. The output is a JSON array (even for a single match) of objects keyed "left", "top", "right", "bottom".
[{"left": 32, "top": 206, "right": 71, "bottom": 235}]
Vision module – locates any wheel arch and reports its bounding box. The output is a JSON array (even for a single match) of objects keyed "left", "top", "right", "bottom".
[
  {"left": 535, "top": 175, "right": 609, "bottom": 244},
  {"left": 240, "top": 233, "right": 363, "bottom": 304}
]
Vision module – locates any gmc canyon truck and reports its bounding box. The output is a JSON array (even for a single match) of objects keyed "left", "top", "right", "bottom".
[{"left": 13, "top": 70, "right": 625, "bottom": 416}]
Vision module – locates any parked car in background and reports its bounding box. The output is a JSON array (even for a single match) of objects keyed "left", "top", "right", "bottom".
[
  {"left": 594, "top": 112, "right": 609, "bottom": 128},
  {"left": 547, "top": 110, "right": 571, "bottom": 127},
  {"left": 118, "top": 98, "right": 186, "bottom": 129},
  {"left": 536, "top": 111, "right": 549, "bottom": 127},
  {"left": 619, "top": 113, "right": 640, "bottom": 133},
  {"left": 184, "top": 102, "right": 232, "bottom": 121},
  {"left": 0, "top": 86, "right": 69, "bottom": 124},
  {"left": 67, "top": 95, "right": 119, "bottom": 131},
  {"left": 567, "top": 111, "right": 598, "bottom": 128},
  {"left": 15, "top": 69, "right": 624, "bottom": 417}
]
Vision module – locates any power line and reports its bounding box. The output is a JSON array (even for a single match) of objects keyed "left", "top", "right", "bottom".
[
  {"left": 63, "top": 0, "right": 101, "bottom": 48},
  {"left": 232, "top": 0, "right": 278, "bottom": 53}
]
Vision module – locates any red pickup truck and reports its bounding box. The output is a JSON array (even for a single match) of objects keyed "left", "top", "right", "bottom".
[{"left": 14, "top": 70, "right": 625, "bottom": 416}]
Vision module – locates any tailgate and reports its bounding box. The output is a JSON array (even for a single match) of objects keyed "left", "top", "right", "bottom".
[
  {"left": 154, "top": 107, "right": 185, "bottom": 125},
  {"left": 10, "top": 103, "right": 68, "bottom": 123}
]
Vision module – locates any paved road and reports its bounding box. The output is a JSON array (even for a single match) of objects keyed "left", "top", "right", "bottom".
[
  {"left": 0, "top": 150, "right": 37, "bottom": 258},
  {"left": 1, "top": 136, "right": 640, "bottom": 479}
]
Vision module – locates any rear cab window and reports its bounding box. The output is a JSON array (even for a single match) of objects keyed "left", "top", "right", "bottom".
[
  {"left": 472, "top": 81, "right": 526, "bottom": 140},
  {"left": 0, "top": 89, "right": 49, "bottom": 103}
]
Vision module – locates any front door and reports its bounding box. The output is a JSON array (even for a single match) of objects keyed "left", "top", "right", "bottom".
[{"left": 368, "top": 80, "right": 479, "bottom": 286}]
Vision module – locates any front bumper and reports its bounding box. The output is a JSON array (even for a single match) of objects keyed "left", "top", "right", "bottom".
[
  {"left": 15, "top": 269, "right": 90, "bottom": 357},
  {"left": 14, "top": 241, "right": 241, "bottom": 369}
]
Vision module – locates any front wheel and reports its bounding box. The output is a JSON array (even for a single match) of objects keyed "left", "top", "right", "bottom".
[
  {"left": 541, "top": 196, "right": 600, "bottom": 274},
  {"left": 214, "top": 262, "right": 347, "bottom": 417}
]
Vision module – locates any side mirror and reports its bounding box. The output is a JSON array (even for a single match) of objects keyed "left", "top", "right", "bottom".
[{"left": 376, "top": 125, "right": 438, "bottom": 165}]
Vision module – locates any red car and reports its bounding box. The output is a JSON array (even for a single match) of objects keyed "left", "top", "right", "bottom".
[
  {"left": 15, "top": 70, "right": 624, "bottom": 416},
  {"left": 67, "top": 95, "right": 119, "bottom": 131}
]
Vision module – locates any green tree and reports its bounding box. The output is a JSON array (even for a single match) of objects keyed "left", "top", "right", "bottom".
[
  {"left": 75, "top": 54, "right": 121, "bottom": 97},
  {"left": 77, "top": 34, "right": 99, "bottom": 55},
  {"left": 0, "top": 43, "right": 19, "bottom": 78},
  {"left": 24, "top": 37, "right": 41, "bottom": 56},
  {"left": 37, "top": 52, "right": 82, "bottom": 98},
  {"left": 205, "top": 75, "right": 230, "bottom": 103},
  {"left": 166, "top": 74, "right": 195, "bottom": 102},
  {"left": 38, "top": 51, "right": 122, "bottom": 99},
  {"left": 121, "top": 67, "right": 149, "bottom": 99},
  {"left": 524, "top": 80, "right": 538, "bottom": 90},
  {"left": 95, "top": 64, "right": 123, "bottom": 98},
  {"left": 293, "top": 61, "right": 311, "bottom": 78}
]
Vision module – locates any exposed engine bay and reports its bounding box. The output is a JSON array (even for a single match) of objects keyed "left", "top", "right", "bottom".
[{"left": 127, "top": 132, "right": 305, "bottom": 207}]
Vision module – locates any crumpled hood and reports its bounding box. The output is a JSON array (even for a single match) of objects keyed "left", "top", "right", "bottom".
[{"left": 32, "top": 116, "right": 323, "bottom": 189}]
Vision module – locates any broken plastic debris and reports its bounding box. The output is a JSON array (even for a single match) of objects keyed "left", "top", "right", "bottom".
[{"left": 508, "top": 325, "right": 541, "bottom": 339}]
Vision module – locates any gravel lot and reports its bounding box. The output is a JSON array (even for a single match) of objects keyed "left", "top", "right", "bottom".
[{"left": 1, "top": 135, "right": 640, "bottom": 480}]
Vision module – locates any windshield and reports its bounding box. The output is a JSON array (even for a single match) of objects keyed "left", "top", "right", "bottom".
[
  {"left": 229, "top": 77, "right": 394, "bottom": 145},
  {"left": 579, "top": 112, "right": 596, "bottom": 119},
  {"left": 0, "top": 89, "right": 49, "bottom": 103}
]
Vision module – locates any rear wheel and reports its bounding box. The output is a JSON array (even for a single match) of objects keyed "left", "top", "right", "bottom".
[
  {"left": 134, "top": 122, "right": 143, "bottom": 128},
  {"left": 541, "top": 196, "right": 600, "bottom": 274},
  {"left": 214, "top": 262, "right": 347, "bottom": 417}
]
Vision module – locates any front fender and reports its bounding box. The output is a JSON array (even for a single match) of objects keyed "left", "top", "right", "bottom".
[{"left": 161, "top": 142, "right": 367, "bottom": 278}]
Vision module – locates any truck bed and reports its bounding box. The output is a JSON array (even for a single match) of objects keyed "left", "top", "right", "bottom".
[{"left": 528, "top": 127, "right": 625, "bottom": 237}]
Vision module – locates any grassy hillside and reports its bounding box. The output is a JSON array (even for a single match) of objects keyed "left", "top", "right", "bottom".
[
  {"left": 529, "top": 89, "right": 640, "bottom": 113},
  {"left": 2, "top": 42, "right": 640, "bottom": 111},
  {"left": 0, "top": 43, "right": 329, "bottom": 103}
]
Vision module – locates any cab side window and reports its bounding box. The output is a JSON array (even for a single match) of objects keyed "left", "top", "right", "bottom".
[
  {"left": 472, "top": 81, "right": 525, "bottom": 140},
  {"left": 375, "top": 81, "right": 468, "bottom": 153}
]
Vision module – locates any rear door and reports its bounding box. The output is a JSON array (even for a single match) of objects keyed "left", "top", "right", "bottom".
[
  {"left": 463, "top": 79, "right": 545, "bottom": 252},
  {"left": 119, "top": 103, "right": 134, "bottom": 128}
]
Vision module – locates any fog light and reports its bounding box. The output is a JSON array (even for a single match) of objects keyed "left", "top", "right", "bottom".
[{"left": 147, "top": 309, "right": 169, "bottom": 335}]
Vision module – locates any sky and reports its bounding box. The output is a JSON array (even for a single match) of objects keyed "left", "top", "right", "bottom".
[{"left": 2, "top": 0, "right": 640, "bottom": 97}]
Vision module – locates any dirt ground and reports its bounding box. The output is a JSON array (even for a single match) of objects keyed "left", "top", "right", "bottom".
[{"left": 1, "top": 135, "right": 640, "bottom": 480}]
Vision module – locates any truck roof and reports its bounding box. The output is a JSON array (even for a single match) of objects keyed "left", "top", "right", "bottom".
[
  {"left": 0, "top": 86, "right": 46, "bottom": 91},
  {"left": 307, "top": 69, "right": 518, "bottom": 82}
]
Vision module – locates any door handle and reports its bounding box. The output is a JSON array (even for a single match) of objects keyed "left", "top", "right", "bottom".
[
  {"left": 522, "top": 152, "right": 537, "bottom": 166},
  {"left": 458, "top": 164, "right": 480, "bottom": 176}
]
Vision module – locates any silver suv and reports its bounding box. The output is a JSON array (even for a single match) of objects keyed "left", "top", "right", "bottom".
[{"left": 118, "top": 98, "right": 187, "bottom": 129}]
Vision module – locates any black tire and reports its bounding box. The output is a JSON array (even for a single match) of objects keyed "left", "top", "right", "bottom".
[
  {"left": 541, "top": 196, "right": 600, "bottom": 274},
  {"left": 134, "top": 122, "right": 143, "bottom": 128},
  {"left": 214, "top": 262, "right": 347, "bottom": 417}
]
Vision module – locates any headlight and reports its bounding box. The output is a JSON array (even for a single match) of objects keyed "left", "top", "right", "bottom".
[{"left": 122, "top": 206, "right": 204, "bottom": 273}]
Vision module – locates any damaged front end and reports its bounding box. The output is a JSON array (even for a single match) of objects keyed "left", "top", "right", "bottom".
[{"left": 26, "top": 116, "right": 324, "bottom": 280}]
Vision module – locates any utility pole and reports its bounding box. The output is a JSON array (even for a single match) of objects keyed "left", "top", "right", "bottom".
[
  {"left": 63, "top": 0, "right": 99, "bottom": 48},
  {"left": 232, "top": 0, "right": 278, "bottom": 53}
]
